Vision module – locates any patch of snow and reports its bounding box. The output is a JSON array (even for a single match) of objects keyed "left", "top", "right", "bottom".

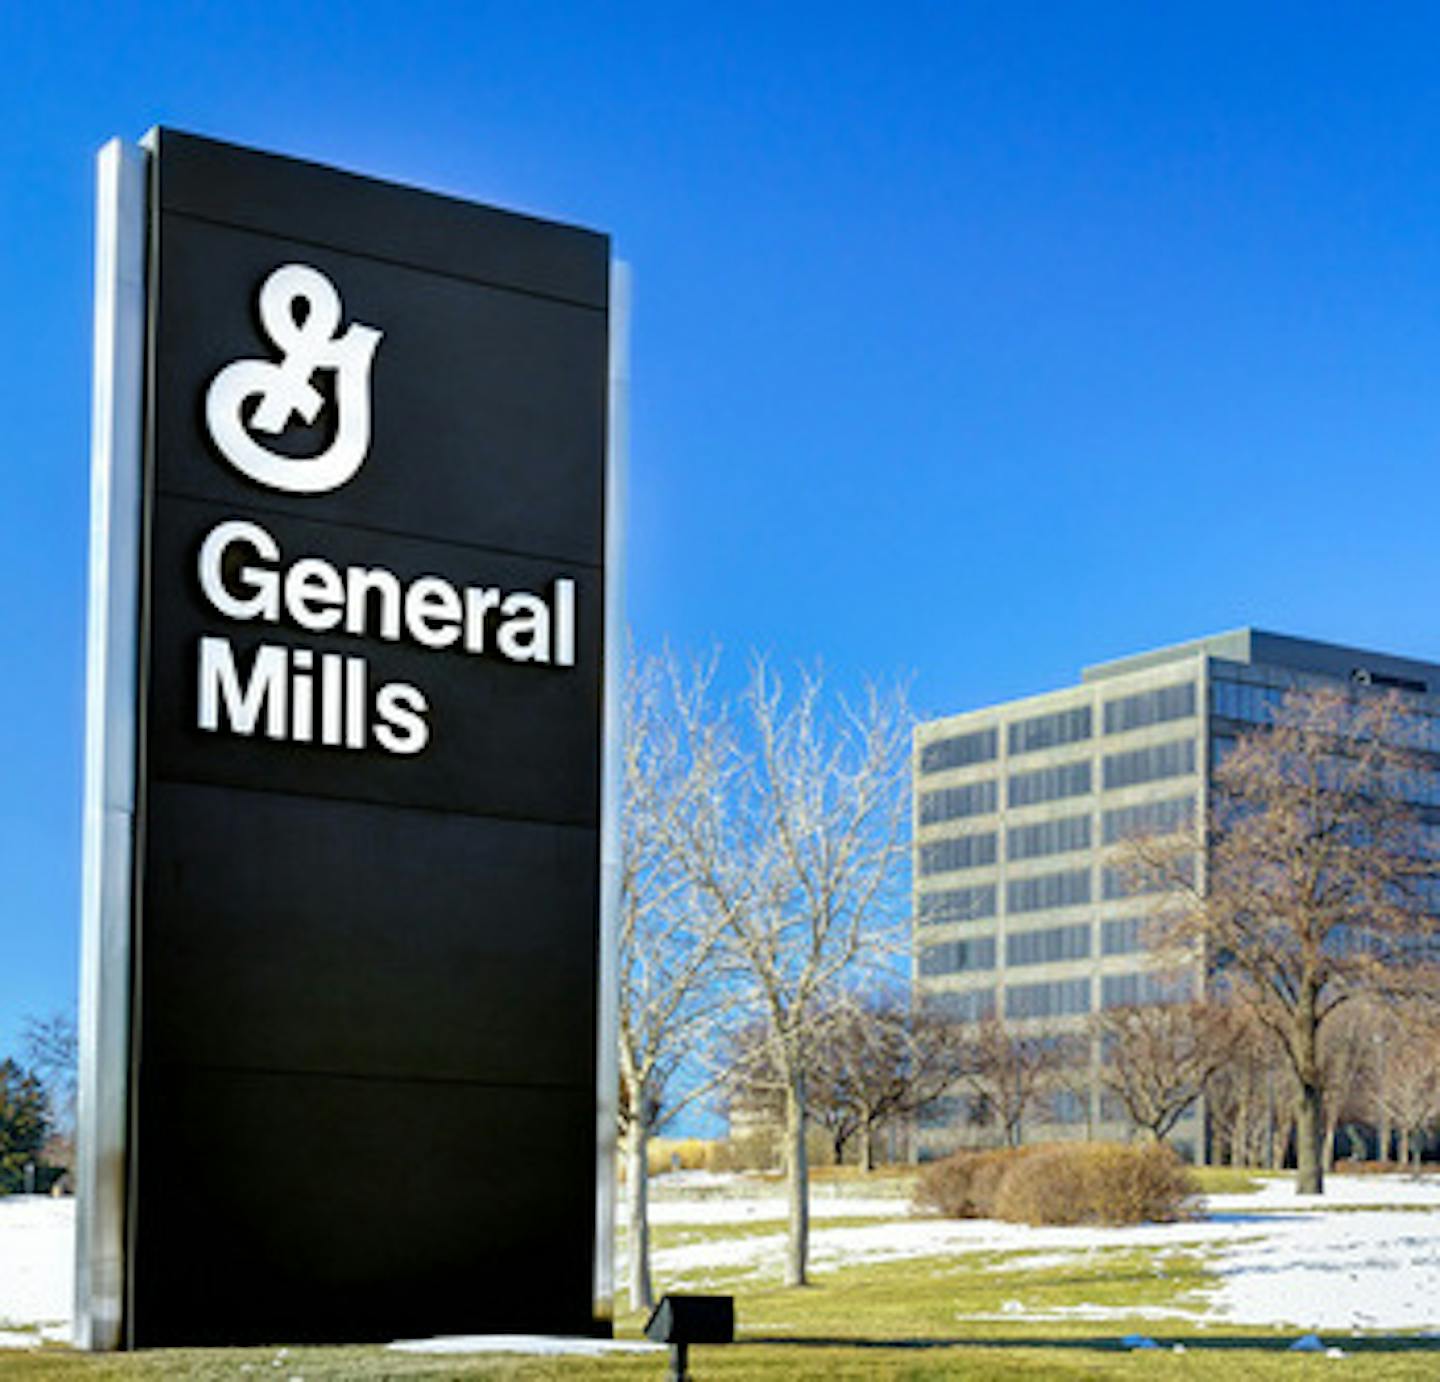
[
  {"left": 644, "top": 1194, "right": 904, "bottom": 1226},
  {"left": 0, "top": 1198, "right": 72, "bottom": 1334},
  {"left": 390, "top": 1334, "right": 663, "bottom": 1356},
  {"left": 1204, "top": 1173, "right": 1440, "bottom": 1213}
]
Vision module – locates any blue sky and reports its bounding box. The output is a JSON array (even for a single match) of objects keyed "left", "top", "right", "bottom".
[{"left": 4, "top": 3, "right": 1440, "bottom": 1057}]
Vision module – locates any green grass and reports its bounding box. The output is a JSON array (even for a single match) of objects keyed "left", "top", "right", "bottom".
[
  {"left": 8, "top": 1183, "right": 1440, "bottom": 1379},
  {"left": 1186, "top": 1167, "right": 1269, "bottom": 1196}
]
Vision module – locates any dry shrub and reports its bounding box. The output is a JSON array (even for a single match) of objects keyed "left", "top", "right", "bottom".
[
  {"left": 993, "top": 1142, "right": 1198, "bottom": 1226},
  {"left": 646, "top": 1137, "right": 718, "bottom": 1175},
  {"left": 914, "top": 1147, "right": 1034, "bottom": 1219},
  {"left": 915, "top": 1142, "right": 1197, "bottom": 1226}
]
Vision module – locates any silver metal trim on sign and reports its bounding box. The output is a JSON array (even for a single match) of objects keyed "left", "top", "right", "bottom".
[
  {"left": 593, "top": 260, "right": 630, "bottom": 1329},
  {"left": 74, "top": 136, "right": 148, "bottom": 1352}
]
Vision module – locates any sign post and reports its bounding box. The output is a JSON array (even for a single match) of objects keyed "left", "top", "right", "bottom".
[{"left": 76, "top": 129, "right": 617, "bottom": 1349}]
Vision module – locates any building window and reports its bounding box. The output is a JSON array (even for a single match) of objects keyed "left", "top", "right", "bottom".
[
  {"left": 919, "top": 832, "right": 998, "bottom": 876},
  {"left": 1007, "top": 760, "right": 1092, "bottom": 808},
  {"left": 920, "top": 779, "right": 998, "bottom": 824},
  {"left": 1102, "top": 794, "right": 1195, "bottom": 844},
  {"left": 1004, "top": 977, "right": 1091, "bottom": 1019},
  {"left": 1007, "top": 812, "right": 1092, "bottom": 860},
  {"left": 1101, "top": 970, "right": 1194, "bottom": 1008},
  {"left": 923, "top": 989, "right": 997, "bottom": 1023},
  {"left": 1099, "top": 1092, "right": 1129, "bottom": 1122},
  {"left": 918, "top": 884, "right": 998, "bottom": 925},
  {"left": 1008, "top": 705, "right": 1093, "bottom": 756},
  {"left": 921, "top": 727, "right": 998, "bottom": 774},
  {"left": 919, "top": 935, "right": 998, "bottom": 976},
  {"left": 1046, "top": 1089, "right": 1090, "bottom": 1125},
  {"left": 1101, "top": 853, "right": 1193, "bottom": 900},
  {"left": 1101, "top": 917, "right": 1145, "bottom": 955},
  {"left": 1007, "top": 868, "right": 1091, "bottom": 914},
  {"left": 1104, "top": 681, "right": 1197, "bottom": 734},
  {"left": 1006, "top": 923, "right": 1091, "bottom": 966},
  {"left": 1211, "top": 679, "right": 1286, "bottom": 725},
  {"left": 1102, "top": 738, "right": 1196, "bottom": 790}
]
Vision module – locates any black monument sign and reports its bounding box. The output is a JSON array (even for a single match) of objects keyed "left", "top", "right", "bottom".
[{"left": 77, "top": 129, "right": 613, "bottom": 1348}]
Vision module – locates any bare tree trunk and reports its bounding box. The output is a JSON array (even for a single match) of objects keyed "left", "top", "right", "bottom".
[
  {"left": 1323, "top": 1122, "right": 1336, "bottom": 1173},
  {"left": 784, "top": 1074, "right": 809, "bottom": 1287},
  {"left": 1400, "top": 1127, "right": 1411, "bottom": 1167},
  {"left": 1379, "top": 1114, "right": 1392, "bottom": 1163},
  {"left": 859, "top": 1119, "right": 874, "bottom": 1173},
  {"left": 626, "top": 1120, "right": 653, "bottom": 1314},
  {"left": 1296, "top": 1082, "right": 1324, "bottom": 1194}
]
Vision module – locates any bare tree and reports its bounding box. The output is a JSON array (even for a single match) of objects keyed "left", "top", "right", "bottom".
[
  {"left": 1094, "top": 999, "right": 1237, "bottom": 1144},
  {"left": 1318, "top": 1000, "right": 1380, "bottom": 1170},
  {"left": 804, "top": 989, "right": 970, "bottom": 1169},
  {"left": 617, "top": 650, "right": 735, "bottom": 1313},
  {"left": 683, "top": 662, "right": 909, "bottom": 1285},
  {"left": 1374, "top": 1002, "right": 1440, "bottom": 1166},
  {"left": 22, "top": 1011, "right": 77, "bottom": 1139},
  {"left": 1125, "top": 687, "right": 1440, "bottom": 1193},
  {"left": 959, "top": 1017, "right": 1065, "bottom": 1148},
  {"left": 1204, "top": 1010, "right": 1287, "bottom": 1168}
]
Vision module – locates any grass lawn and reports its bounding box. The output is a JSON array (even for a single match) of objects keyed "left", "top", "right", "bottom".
[{"left": 7, "top": 1246, "right": 1440, "bottom": 1380}]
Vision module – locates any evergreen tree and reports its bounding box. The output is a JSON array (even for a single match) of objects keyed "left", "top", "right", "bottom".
[{"left": 0, "top": 1058, "right": 50, "bottom": 1193}]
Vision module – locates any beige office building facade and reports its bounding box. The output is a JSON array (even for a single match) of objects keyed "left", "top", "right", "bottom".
[{"left": 912, "top": 628, "right": 1440, "bottom": 1162}]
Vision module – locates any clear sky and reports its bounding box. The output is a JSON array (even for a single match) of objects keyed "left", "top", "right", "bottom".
[{"left": 4, "top": 3, "right": 1440, "bottom": 1058}]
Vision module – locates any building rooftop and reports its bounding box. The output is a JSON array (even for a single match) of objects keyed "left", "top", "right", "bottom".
[{"left": 1081, "top": 627, "right": 1440, "bottom": 693}]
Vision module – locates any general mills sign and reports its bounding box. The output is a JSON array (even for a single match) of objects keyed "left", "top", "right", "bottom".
[{"left": 76, "top": 129, "right": 620, "bottom": 1350}]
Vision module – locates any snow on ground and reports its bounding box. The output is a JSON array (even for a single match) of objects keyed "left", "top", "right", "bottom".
[
  {"left": 6, "top": 1176, "right": 1440, "bottom": 1344},
  {"left": 0, "top": 1197, "right": 72, "bottom": 1339},
  {"left": 633, "top": 1173, "right": 1440, "bottom": 1333}
]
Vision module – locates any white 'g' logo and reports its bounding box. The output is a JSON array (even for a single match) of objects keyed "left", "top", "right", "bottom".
[{"left": 205, "top": 264, "right": 383, "bottom": 494}]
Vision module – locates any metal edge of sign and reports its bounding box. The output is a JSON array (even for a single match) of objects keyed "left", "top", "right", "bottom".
[
  {"left": 593, "top": 259, "right": 629, "bottom": 1332},
  {"left": 75, "top": 135, "right": 149, "bottom": 1352}
]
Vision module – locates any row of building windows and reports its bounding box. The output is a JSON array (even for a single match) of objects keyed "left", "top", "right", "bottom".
[
  {"left": 920, "top": 927, "right": 1145, "bottom": 974},
  {"left": 1008, "top": 868, "right": 1091, "bottom": 913},
  {"left": 1102, "top": 793, "right": 1195, "bottom": 844},
  {"left": 1100, "top": 970, "right": 1194, "bottom": 1007},
  {"left": 1210, "top": 679, "right": 1285, "bottom": 726},
  {"left": 918, "top": 833, "right": 999, "bottom": 875},
  {"left": 918, "top": 936, "right": 997, "bottom": 976},
  {"left": 918, "top": 905, "right": 1153, "bottom": 959},
  {"left": 1008, "top": 812, "right": 1091, "bottom": 860},
  {"left": 1101, "top": 917, "right": 1145, "bottom": 954},
  {"left": 924, "top": 793, "right": 1190, "bottom": 863},
  {"left": 1213, "top": 676, "right": 1440, "bottom": 755},
  {"left": 1102, "top": 737, "right": 1196, "bottom": 790},
  {"left": 922, "top": 679, "right": 1201, "bottom": 780},
  {"left": 920, "top": 968, "right": 1188, "bottom": 1023},
  {"left": 1005, "top": 977, "right": 1091, "bottom": 1019},
  {"left": 1101, "top": 854, "right": 1194, "bottom": 900},
  {"left": 918, "top": 779, "right": 998, "bottom": 824},
  {"left": 917, "top": 883, "right": 998, "bottom": 925},
  {"left": 920, "top": 727, "right": 998, "bottom": 774},
  {"left": 1008, "top": 705, "right": 1092, "bottom": 756},
  {"left": 1007, "top": 922, "right": 1091, "bottom": 966},
  {"left": 922, "top": 989, "right": 997, "bottom": 1023},
  {"left": 1008, "top": 760, "right": 1092, "bottom": 807},
  {"left": 1104, "top": 680, "right": 1196, "bottom": 735}
]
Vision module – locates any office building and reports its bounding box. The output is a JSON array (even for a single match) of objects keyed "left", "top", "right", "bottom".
[{"left": 912, "top": 628, "right": 1440, "bottom": 1162}]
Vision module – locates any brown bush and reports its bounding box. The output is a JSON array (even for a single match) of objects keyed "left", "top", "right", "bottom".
[
  {"left": 993, "top": 1142, "right": 1199, "bottom": 1226},
  {"left": 915, "top": 1141, "right": 1198, "bottom": 1226},
  {"left": 914, "top": 1147, "right": 1034, "bottom": 1219}
]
